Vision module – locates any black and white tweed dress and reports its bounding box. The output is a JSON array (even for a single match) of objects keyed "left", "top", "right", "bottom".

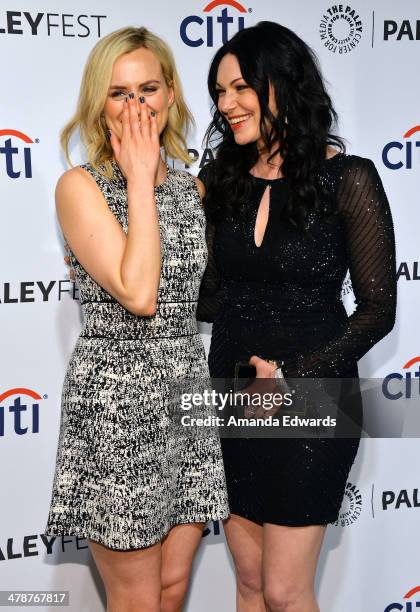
[{"left": 45, "top": 162, "right": 229, "bottom": 550}]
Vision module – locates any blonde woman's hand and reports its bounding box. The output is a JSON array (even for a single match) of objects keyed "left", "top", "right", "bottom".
[
  {"left": 108, "top": 94, "right": 160, "bottom": 186},
  {"left": 64, "top": 243, "right": 75, "bottom": 281}
]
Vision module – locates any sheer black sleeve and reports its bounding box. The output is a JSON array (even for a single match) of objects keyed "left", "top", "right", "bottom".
[
  {"left": 283, "top": 157, "right": 397, "bottom": 377},
  {"left": 196, "top": 163, "right": 223, "bottom": 323}
]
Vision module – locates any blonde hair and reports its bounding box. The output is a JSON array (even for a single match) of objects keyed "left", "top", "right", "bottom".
[{"left": 61, "top": 26, "right": 194, "bottom": 176}]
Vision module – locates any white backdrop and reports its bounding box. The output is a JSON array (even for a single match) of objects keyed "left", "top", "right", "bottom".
[{"left": 1, "top": 1, "right": 419, "bottom": 610}]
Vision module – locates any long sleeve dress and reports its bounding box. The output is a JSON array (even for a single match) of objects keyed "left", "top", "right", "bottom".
[{"left": 197, "top": 153, "right": 396, "bottom": 525}]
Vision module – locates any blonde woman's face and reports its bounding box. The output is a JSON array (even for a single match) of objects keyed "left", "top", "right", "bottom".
[{"left": 104, "top": 47, "right": 174, "bottom": 140}]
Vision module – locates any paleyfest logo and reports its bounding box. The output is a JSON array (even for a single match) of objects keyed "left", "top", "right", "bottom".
[
  {"left": 0, "top": 11, "right": 106, "bottom": 38},
  {"left": 180, "top": 0, "right": 251, "bottom": 47},
  {"left": 319, "top": 5, "right": 363, "bottom": 54}
]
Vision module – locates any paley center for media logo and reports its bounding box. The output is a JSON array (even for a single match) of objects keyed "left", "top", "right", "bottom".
[
  {"left": 0, "top": 388, "right": 47, "bottom": 437},
  {"left": 180, "top": 0, "right": 252, "bottom": 47},
  {"left": 319, "top": 11, "right": 419, "bottom": 49},
  {"left": 0, "top": 129, "right": 36, "bottom": 179},
  {"left": 384, "top": 586, "right": 420, "bottom": 611},
  {"left": 382, "top": 125, "right": 420, "bottom": 170},
  {"left": 319, "top": 5, "right": 363, "bottom": 54},
  {"left": 333, "top": 481, "right": 362, "bottom": 527}
]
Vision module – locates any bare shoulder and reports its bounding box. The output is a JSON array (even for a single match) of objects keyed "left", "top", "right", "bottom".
[
  {"left": 326, "top": 145, "right": 340, "bottom": 160},
  {"left": 55, "top": 166, "right": 103, "bottom": 214},
  {"left": 193, "top": 176, "right": 206, "bottom": 201},
  {"left": 56, "top": 166, "right": 96, "bottom": 196}
]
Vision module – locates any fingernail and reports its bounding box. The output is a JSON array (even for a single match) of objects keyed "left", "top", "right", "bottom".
[
  {"left": 129, "top": 92, "right": 134, "bottom": 99},
  {"left": 150, "top": 111, "right": 156, "bottom": 117},
  {"left": 139, "top": 96, "right": 145, "bottom": 104}
]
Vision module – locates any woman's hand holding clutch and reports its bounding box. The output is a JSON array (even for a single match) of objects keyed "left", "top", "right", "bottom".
[{"left": 238, "top": 355, "right": 287, "bottom": 419}]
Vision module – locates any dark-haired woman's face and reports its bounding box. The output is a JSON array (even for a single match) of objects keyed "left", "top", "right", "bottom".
[{"left": 215, "top": 53, "right": 263, "bottom": 146}]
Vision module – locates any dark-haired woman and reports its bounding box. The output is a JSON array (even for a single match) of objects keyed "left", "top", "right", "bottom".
[{"left": 197, "top": 21, "right": 396, "bottom": 612}]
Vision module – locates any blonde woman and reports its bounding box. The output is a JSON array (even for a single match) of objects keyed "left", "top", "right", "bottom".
[{"left": 45, "top": 27, "right": 228, "bottom": 612}]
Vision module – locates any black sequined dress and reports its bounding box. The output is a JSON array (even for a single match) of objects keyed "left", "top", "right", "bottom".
[{"left": 197, "top": 154, "right": 396, "bottom": 525}]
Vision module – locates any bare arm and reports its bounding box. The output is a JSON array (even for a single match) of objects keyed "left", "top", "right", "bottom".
[
  {"left": 194, "top": 175, "right": 206, "bottom": 201},
  {"left": 56, "top": 95, "right": 161, "bottom": 316}
]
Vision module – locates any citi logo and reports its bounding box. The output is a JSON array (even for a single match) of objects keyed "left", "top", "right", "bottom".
[
  {"left": 384, "top": 586, "right": 420, "bottom": 611},
  {"left": 382, "top": 356, "right": 420, "bottom": 400},
  {"left": 180, "top": 0, "right": 250, "bottom": 47},
  {"left": 382, "top": 125, "right": 420, "bottom": 170},
  {"left": 0, "top": 388, "right": 46, "bottom": 436},
  {"left": 0, "top": 129, "right": 36, "bottom": 178}
]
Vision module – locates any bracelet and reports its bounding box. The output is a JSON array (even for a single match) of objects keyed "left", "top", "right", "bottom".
[
  {"left": 266, "top": 359, "right": 285, "bottom": 383},
  {"left": 274, "top": 367, "right": 284, "bottom": 380}
]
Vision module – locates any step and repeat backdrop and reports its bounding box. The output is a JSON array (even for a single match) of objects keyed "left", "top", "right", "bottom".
[{"left": 1, "top": 0, "right": 419, "bottom": 610}]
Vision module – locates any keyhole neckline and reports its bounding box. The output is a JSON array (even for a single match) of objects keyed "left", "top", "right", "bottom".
[
  {"left": 250, "top": 174, "right": 286, "bottom": 183},
  {"left": 249, "top": 151, "right": 346, "bottom": 183},
  {"left": 254, "top": 183, "right": 271, "bottom": 248}
]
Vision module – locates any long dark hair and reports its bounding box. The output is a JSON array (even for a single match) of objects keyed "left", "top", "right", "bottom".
[{"left": 204, "top": 21, "right": 345, "bottom": 226}]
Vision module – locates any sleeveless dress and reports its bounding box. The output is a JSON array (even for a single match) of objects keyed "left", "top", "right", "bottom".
[
  {"left": 45, "top": 162, "right": 229, "bottom": 550},
  {"left": 197, "top": 154, "right": 396, "bottom": 525}
]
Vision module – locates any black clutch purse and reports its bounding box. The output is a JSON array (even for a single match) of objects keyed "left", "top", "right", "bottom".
[{"left": 233, "top": 359, "right": 283, "bottom": 393}]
